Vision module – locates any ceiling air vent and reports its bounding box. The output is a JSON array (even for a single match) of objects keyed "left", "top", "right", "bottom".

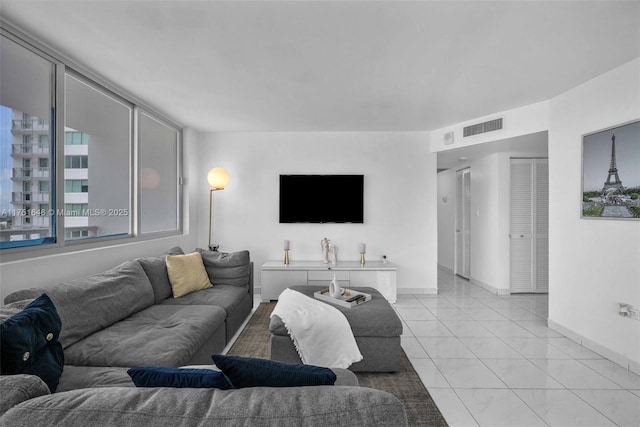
[{"left": 463, "top": 118, "right": 503, "bottom": 137}]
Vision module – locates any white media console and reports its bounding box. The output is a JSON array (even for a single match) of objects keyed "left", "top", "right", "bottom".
[{"left": 261, "top": 260, "right": 397, "bottom": 303}]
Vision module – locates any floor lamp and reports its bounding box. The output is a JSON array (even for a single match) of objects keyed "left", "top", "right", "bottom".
[{"left": 207, "top": 167, "right": 230, "bottom": 251}]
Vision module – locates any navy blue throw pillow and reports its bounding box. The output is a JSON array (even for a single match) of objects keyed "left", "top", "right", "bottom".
[
  {"left": 127, "top": 367, "right": 234, "bottom": 389},
  {"left": 0, "top": 294, "right": 64, "bottom": 392},
  {"left": 212, "top": 354, "right": 336, "bottom": 388}
]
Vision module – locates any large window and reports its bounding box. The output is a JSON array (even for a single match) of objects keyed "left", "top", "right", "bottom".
[
  {"left": 139, "top": 112, "right": 180, "bottom": 234},
  {"left": 64, "top": 73, "right": 132, "bottom": 240},
  {"left": 0, "top": 28, "right": 182, "bottom": 254},
  {"left": 0, "top": 34, "right": 54, "bottom": 247}
]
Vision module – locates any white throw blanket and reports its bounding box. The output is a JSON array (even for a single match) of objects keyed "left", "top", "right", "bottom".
[{"left": 271, "top": 288, "right": 363, "bottom": 369}]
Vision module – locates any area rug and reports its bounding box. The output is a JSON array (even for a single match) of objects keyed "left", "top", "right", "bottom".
[{"left": 227, "top": 302, "right": 448, "bottom": 427}]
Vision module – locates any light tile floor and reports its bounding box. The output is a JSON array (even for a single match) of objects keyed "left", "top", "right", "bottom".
[{"left": 397, "top": 267, "right": 640, "bottom": 426}]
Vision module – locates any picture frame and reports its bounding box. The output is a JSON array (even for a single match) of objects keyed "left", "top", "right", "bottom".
[{"left": 582, "top": 119, "right": 640, "bottom": 220}]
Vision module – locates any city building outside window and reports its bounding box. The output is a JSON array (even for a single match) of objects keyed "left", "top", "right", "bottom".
[{"left": 1, "top": 29, "right": 182, "bottom": 253}]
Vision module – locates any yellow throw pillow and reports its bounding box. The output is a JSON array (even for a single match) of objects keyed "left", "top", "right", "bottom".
[{"left": 166, "top": 252, "right": 212, "bottom": 298}]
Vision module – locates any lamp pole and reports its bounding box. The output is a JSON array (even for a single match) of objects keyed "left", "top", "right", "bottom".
[
  {"left": 208, "top": 187, "right": 223, "bottom": 251},
  {"left": 207, "top": 167, "right": 230, "bottom": 252}
]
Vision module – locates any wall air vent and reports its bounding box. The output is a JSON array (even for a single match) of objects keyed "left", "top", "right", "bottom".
[
  {"left": 443, "top": 131, "right": 454, "bottom": 145},
  {"left": 463, "top": 118, "right": 503, "bottom": 137}
]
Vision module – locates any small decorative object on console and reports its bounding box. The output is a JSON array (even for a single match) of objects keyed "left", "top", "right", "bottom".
[
  {"left": 315, "top": 287, "right": 372, "bottom": 308},
  {"left": 283, "top": 240, "right": 290, "bottom": 265},
  {"left": 321, "top": 237, "right": 331, "bottom": 264},
  {"left": 359, "top": 243, "right": 366, "bottom": 265},
  {"left": 329, "top": 245, "right": 337, "bottom": 265},
  {"left": 328, "top": 273, "right": 344, "bottom": 298}
]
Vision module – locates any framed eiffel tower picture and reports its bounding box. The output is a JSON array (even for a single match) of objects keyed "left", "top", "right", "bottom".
[{"left": 582, "top": 119, "right": 640, "bottom": 220}]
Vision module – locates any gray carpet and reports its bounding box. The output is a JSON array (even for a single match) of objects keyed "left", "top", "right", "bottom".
[{"left": 227, "top": 302, "right": 448, "bottom": 427}]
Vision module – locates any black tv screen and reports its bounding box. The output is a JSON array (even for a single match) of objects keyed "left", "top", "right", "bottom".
[{"left": 279, "top": 175, "right": 364, "bottom": 223}]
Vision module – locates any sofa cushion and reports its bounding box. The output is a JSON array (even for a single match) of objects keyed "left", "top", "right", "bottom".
[
  {"left": 0, "top": 386, "right": 408, "bottom": 427},
  {"left": 63, "top": 305, "right": 226, "bottom": 367},
  {"left": 0, "top": 299, "right": 33, "bottom": 320},
  {"left": 161, "top": 284, "right": 247, "bottom": 317},
  {"left": 56, "top": 366, "right": 134, "bottom": 392},
  {"left": 138, "top": 246, "right": 185, "bottom": 304},
  {"left": 212, "top": 355, "right": 336, "bottom": 388},
  {"left": 196, "top": 249, "right": 250, "bottom": 287},
  {"left": 4, "top": 261, "right": 155, "bottom": 349},
  {"left": 0, "top": 374, "right": 50, "bottom": 416},
  {"left": 166, "top": 252, "right": 212, "bottom": 298},
  {"left": 0, "top": 294, "right": 64, "bottom": 392},
  {"left": 127, "top": 367, "right": 233, "bottom": 389}
]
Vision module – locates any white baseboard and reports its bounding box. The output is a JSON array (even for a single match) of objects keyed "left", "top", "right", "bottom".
[
  {"left": 398, "top": 287, "right": 438, "bottom": 295},
  {"left": 548, "top": 319, "right": 640, "bottom": 376},
  {"left": 436, "top": 264, "right": 510, "bottom": 295},
  {"left": 469, "top": 278, "right": 510, "bottom": 295}
]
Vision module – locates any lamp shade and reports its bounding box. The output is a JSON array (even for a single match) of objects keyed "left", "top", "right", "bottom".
[{"left": 207, "top": 167, "right": 230, "bottom": 189}]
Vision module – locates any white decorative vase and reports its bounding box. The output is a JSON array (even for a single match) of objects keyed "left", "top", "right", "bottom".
[{"left": 329, "top": 274, "right": 343, "bottom": 298}]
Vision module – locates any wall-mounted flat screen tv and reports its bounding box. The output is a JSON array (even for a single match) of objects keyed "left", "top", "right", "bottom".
[{"left": 279, "top": 175, "right": 364, "bottom": 223}]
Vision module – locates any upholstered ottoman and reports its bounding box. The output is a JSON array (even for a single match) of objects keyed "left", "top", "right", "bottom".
[{"left": 269, "top": 285, "right": 403, "bottom": 372}]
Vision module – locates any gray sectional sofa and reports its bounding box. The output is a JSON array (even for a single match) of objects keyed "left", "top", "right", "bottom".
[
  {"left": 0, "top": 247, "right": 408, "bottom": 426},
  {"left": 4, "top": 247, "right": 253, "bottom": 368}
]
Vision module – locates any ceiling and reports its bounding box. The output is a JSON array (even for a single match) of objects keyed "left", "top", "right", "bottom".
[{"left": 1, "top": 1, "right": 639, "bottom": 135}]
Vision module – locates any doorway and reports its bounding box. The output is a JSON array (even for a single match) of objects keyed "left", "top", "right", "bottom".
[{"left": 455, "top": 168, "right": 471, "bottom": 279}]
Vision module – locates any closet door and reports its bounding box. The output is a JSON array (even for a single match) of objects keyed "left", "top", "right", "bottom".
[
  {"left": 510, "top": 159, "right": 548, "bottom": 293},
  {"left": 455, "top": 168, "right": 471, "bottom": 279}
]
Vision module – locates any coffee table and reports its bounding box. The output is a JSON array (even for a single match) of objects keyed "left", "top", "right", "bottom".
[{"left": 269, "top": 285, "right": 403, "bottom": 372}]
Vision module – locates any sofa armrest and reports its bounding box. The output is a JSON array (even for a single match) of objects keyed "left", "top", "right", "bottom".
[
  {"left": 333, "top": 368, "right": 358, "bottom": 386},
  {"left": 0, "top": 374, "right": 50, "bottom": 416}
]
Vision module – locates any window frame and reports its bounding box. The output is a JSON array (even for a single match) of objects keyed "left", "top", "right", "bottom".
[{"left": 0, "top": 20, "right": 183, "bottom": 260}]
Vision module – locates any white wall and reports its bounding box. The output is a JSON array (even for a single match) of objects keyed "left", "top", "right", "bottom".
[
  {"left": 0, "top": 128, "right": 200, "bottom": 301},
  {"left": 197, "top": 131, "right": 438, "bottom": 294},
  {"left": 548, "top": 58, "right": 640, "bottom": 372},
  {"left": 469, "top": 153, "right": 502, "bottom": 291}
]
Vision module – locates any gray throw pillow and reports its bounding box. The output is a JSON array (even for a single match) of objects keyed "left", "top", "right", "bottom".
[
  {"left": 195, "top": 249, "right": 250, "bottom": 287},
  {"left": 138, "top": 247, "right": 185, "bottom": 304},
  {"left": 164, "top": 246, "right": 185, "bottom": 256}
]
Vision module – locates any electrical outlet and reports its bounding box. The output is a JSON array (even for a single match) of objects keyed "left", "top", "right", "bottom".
[{"left": 619, "top": 303, "right": 640, "bottom": 321}]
